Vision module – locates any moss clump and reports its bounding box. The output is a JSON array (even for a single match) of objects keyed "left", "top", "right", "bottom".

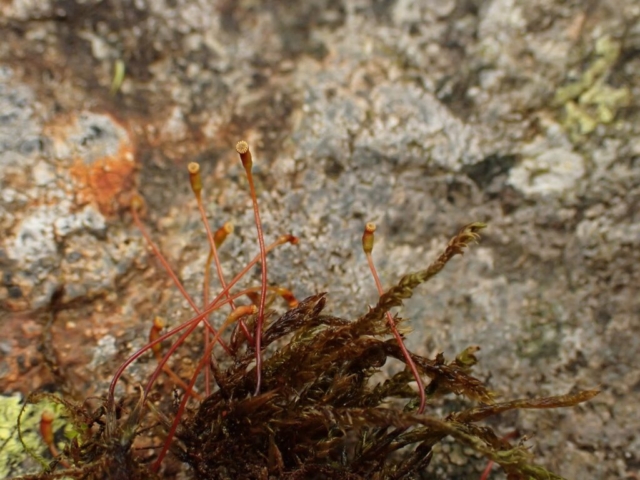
[
  {"left": 11, "top": 145, "right": 598, "bottom": 480},
  {"left": 12, "top": 227, "right": 597, "bottom": 479}
]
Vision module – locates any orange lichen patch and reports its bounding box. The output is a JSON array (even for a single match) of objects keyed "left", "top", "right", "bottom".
[
  {"left": 43, "top": 111, "right": 140, "bottom": 216},
  {"left": 69, "top": 143, "right": 138, "bottom": 216}
]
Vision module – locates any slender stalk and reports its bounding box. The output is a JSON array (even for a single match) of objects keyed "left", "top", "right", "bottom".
[
  {"left": 109, "top": 307, "right": 207, "bottom": 404},
  {"left": 189, "top": 162, "right": 252, "bottom": 395},
  {"left": 108, "top": 233, "right": 297, "bottom": 404},
  {"left": 478, "top": 431, "right": 518, "bottom": 480},
  {"left": 202, "top": 251, "right": 213, "bottom": 395},
  {"left": 149, "top": 316, "right": 203, "bottom": 400},
  {"left": 362, "top": 222, "right": 426, "bottom": 414},
  {"left": 189, "top": 162, "right": 214, "bottom": 396},
  {"left": 479, "top": 458, "right": 495, "bottom": 480},
  {"left": 130, "top": 196, "right": 231, "bottom": 355},
  {"left": 151, "top": 305, "right": 257, "bottom": 472},
  {"left": 236, "top": 140, "right": 268, "bottom": 395}
]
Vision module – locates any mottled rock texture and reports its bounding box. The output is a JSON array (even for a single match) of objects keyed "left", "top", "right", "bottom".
[{"left": 0, "top": 1, "right": 638, "bottom": 478}]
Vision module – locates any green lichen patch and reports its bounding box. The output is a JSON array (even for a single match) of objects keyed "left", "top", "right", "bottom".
[
  {"left": 0, "top": 395, "right": 72, "bottom": 479},
  {"left": 554, "top": 36, "right": 631, "bottom": 138}
]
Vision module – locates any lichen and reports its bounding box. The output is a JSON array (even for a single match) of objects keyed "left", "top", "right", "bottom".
[
  {"left": 554, "top": 36, "right": 631, "bottom": 137},
  {"left": 0, "top": 395, "right": 71, "bottom": 479}
]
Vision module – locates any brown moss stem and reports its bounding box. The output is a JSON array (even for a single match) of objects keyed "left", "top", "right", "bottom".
[
  {"left": 236, "top": 140, "right": 268, "bottom": 395},
  {"left": 362, "top": 222, "right": 427, "bottom": 414}
]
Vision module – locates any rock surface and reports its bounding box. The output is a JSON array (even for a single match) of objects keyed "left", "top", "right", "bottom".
[{"left": 1, "top": 1, "right": 639, "bottom": 478}]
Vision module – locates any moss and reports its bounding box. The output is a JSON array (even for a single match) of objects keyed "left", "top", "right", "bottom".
[{"left": 11, "top": 145, "right": 598, "bottom": 480}]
